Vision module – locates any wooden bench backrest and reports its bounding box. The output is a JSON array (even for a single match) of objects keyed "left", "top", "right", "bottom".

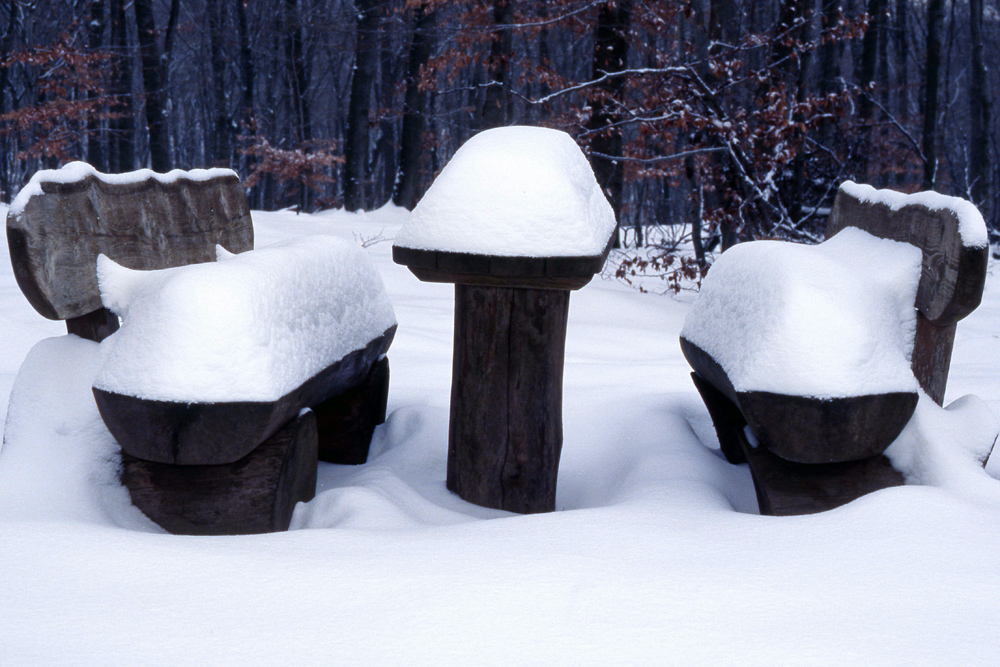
[
  {"left": 6, "top": 163, "right": 253, "bottom": 327},
  {"left": 827, "top": 183, "right": 988, "bottom": 403},
  {"left": 827, "top": 184, "right": 987, "bottom": 327}
]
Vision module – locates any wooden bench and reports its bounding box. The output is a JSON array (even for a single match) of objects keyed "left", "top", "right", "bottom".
[
  {"left": 7, "top": 163, "right": 393, "bottom": 534},
  {"left": 682, "top": 182, "right": 989, "bottom": 515}
]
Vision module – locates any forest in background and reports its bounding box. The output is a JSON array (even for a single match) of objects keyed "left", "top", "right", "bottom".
[{"left": 1, "top": 0, "right": 998, "bottom": 266}]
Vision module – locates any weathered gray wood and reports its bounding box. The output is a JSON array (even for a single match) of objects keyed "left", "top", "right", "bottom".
[
  {"left": 911, "top": 314, "right": 957, "bottom": 405},
  {"left": 690, "top": 370, "right": 905, "bottom": 515},
  {"left": 828, "top": 187, "right": 988, "bottom": 325},
  {"left": 120, "top": 410, "right": 318, "bottom": 535},
  {"left": 314, "top": 356, "right": 390, "bottom": 464},
  {"left": 447, "top": 285, "right": 569, "bottom": 513},
  {"left": 828, "top": 186, "right": 988, "bottom": 404},
  {"left": 681, "top": 338, "right": 918, "bottom": 464},
  {"left": 7, "top": 166, "right": 253, "bottom": 321},
  {"left": 65, "top": 307, "right": 120, "bottom": 343},
  {"left": 95, "top": 326, "right": 395, "bottom": 465}
]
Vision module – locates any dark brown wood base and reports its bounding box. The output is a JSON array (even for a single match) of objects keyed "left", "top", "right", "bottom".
[
  {"left": 314, "top": 357, "right": 390, "bottom": 464},
  {"left": 691, "top": 371, "right": 905, "bottom": 516},
  {"left": 681, "top": 338, "right": 917, "bottom": 464},
  {"left": 446, "top": 284, "right": 569, "bottom": 514},
  {"left": 95, "top": 327, "right": 395, "bottom": 465},
  {"left": 120, "top": 411, "right": 318, "bottom": 535}
]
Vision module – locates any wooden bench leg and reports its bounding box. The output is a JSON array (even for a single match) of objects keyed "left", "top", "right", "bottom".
[
  {"left": 120, "top": 411, "right": 318, "bottom": 535},
  {"left": 313, "top": 357, "right": 390, "bottom": 465},
  {"left": 689, "top": 372, "right": 906, "bottom": 515},
  {"left": 66, "top": 307, "right": 119, "bottom": 342},
  {"left": 689, "top": 372, "right": 747, "bottom": 465}
]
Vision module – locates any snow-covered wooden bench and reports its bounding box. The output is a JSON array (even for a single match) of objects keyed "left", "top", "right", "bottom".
[
  {"left": 393, "top": 127, "right": 616, "bottom": 514},
  {"left": 681, "top": 182, "right": 989, "bottom": 515},
  {"left": 7, "top": 163, "right": 396, "bottom": 534}
]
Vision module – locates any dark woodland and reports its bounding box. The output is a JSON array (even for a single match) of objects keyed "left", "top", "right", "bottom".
[{"left": 2, "top": 0, "right": 999, "bottom": 264}]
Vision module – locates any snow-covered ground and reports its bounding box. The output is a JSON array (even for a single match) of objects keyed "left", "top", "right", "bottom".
[{"left": 2, "top": 204, "right": 999, "bottom": 665}]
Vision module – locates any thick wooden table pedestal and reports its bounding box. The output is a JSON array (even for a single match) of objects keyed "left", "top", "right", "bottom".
[
  {"left": 448, "top": 285, "right": 569, "bottom": 513},
  {"left": 393, "top": 244, "right": 611, "bottom": 514}
]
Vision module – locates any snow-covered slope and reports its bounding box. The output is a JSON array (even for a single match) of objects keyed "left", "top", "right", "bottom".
[{"left": 1, "top": 203, "right": 999, "bottom": 664}]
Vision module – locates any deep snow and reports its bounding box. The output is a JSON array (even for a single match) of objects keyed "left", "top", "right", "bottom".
[{"left": 2, "top": 204, "right": 999, "bottom": 665}]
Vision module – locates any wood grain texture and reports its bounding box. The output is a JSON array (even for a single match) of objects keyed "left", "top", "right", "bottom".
[
  {"left": 95, "top": 326, "right": 395, "bottom": 465},
  {"left": 681, "top": 338, "right": 918, "bottom": 464},
  {"left": 689, "top": 371, "right": 905, "bottom": 515},
  {"left": 314, "top": 356, "right": 390, "bottom": 464},
  {"left": 827, "top": 187, "right": 988, "bottom": 326},
  {"left": 447, "top": 285, "right": 569, "bottom": 513},
  {"left": 7, "top": 169, "right": 253, "bottom": 321},
  {"left": 911, "top": 314, "right": 956, "bottom": 405},
  {"left": 120, "top": 410, "right": 318, "bottom": 535}
]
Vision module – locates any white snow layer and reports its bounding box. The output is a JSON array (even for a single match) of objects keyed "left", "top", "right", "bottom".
[
  {"left": 8, "top": 160, "right": 237, "bottom": 220},
  {"left": 682, "top": 227, "right": 922, "bottom": 397},
  {"left": 2, "top": 204, "right": 1000, "bottom": 664},
  {"left": 840, "top": 180, "right": 989, "bottom": 249},
  {"left": 93, "top": 235, "right": 396, "bottom": 402},
  {"left": 394, "top": 126, "right": 617, "bottom": 257}
]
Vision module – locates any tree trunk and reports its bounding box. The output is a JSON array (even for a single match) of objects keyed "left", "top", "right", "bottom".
[
  {"left": 587, "top": 0, "right": 632, "bottom": 249},
  {"left": 968, "top": 0, "right": 990, "bottom": 208},
  {"left": 393, "top": 1, "right": 436, "bottom": 210},
  {"left": 479, "top": 0, "right": 513, "bottom": 130},
  {"left": 285, "top": 0, "right": 312, "bottom": 210},
  {"left": 84, "top": 0, "right": 106, "bottom": 172},
  {"left": 921, "top": 0, "right": 944, "bottom": 190},
  {"left": 234, "top": 0, "right": 255, "bottom": 181},
  {"left": 344, "top": 0, "right": 380, "bottom": 212},
  {"left": 133, "top": 0, "right": 172, "bottom": 173},
  {"left": 207, "top": 0, "right": 231, "bottom": 168},
  {"left": 856, "top": 0, "right": 887, "bottom": 180},
  {"left": 0, "top": 0, "right": 20, "bottom": 201},
  {"left": 110, "top": 0, "right": 134, "bottom": 174}
]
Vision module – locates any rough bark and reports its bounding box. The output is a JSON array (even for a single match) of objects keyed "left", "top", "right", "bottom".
[
  {"left": 587, "top": 0, "right": 632, "bottom": 248},
  {"left": 133, "top": 0, "right": 172, "bottom": 172},
  {"left": 393, "top": 1, "right": 436, "bottom": 210},
  {"left": 344, "top": 0, "right": 380, "bottom": 212},
  {"left": 921, "top": 0, "right": 944, "bottom": 190},
  {"left": 109, "top": 0, "right": 135, "bottom": 173},
  {"left": 479, "top": 0, "right": 514, "bottom": 130}
]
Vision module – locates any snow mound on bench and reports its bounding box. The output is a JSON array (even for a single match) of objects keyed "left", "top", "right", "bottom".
[
  {"left": 394, "top": 126, "right": 616, "bottom": 257},
  {"left": 682, "top": 227, "right": 922, "bottom": 398},
  {"left": 840, "top": 180, "right": 989, "bottom": 249},
  {"left": 93, "top": 235, "right": 396, "bottom": 403}
]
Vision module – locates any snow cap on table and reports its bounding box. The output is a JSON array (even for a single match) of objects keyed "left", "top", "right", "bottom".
[
  {"left": 840, "top": 180, "right": 989, "bottom": 249},
  {"left": 8, "top": 161, "right": 237, "bottom": 221},
  {"left": 394, "top": 126, "right": 616, "bottom": 257},
  {"left": 94, "top": 235, "right": 396, "bottom": 403},
  {"left": 682, "top": 227, "right": 923, "bottom": 398}
]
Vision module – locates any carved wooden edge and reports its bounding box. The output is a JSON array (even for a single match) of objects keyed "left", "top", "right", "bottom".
[
  {"left": 680, "top": 337, "right": 918, "bottom": 464},
  {"left": 392, "top": 235, "right": 613, "bottom": 291},
  {"left": 121, "top": 410, "right": 318, "bottom": 535},
  {"left": 314, "top": 356, "right": 390, "bottom": 465},
  {"left": 689, "top": 371, "right": 905, "bottom": 515},
  {"left": 95, "top": 326, "right": 396, "bottom": 465},
  {"left": 828, "top": 187, "right": 988, "bottom": 326},
  {"left": 7, "top": 168, "right": 253, "bottom": 321}
]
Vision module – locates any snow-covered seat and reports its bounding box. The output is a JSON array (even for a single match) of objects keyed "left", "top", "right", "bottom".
[
  {"left": 5, "top": 164, "right": 397, "bottom": 534},
  {"left": 680, "top": 182, "right": 989, "bottom": 515}
]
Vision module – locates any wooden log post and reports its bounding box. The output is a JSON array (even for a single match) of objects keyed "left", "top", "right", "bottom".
[
  {"left": 448, "top": 285, "right": 569, "bottom": 513},
  {"left": 393, "top": 246, "right": 609, "bottom": 514}
]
